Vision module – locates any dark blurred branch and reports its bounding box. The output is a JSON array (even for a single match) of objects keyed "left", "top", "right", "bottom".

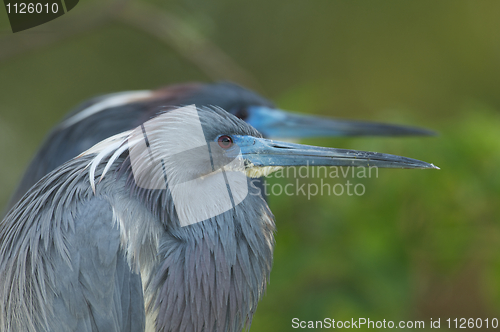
[
  {"left": 117, "top": 2, "right": 260, "bottom": 89},
  {"left": 0, "top": 0, "right": 260, "bottom": 89},
  {"left": 0, "top": 0, "right": 127, "bottom": 61}
]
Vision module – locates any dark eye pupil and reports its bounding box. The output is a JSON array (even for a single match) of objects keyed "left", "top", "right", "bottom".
[{"left": 218, "top": 135, "right": 233, "bottom": 149}]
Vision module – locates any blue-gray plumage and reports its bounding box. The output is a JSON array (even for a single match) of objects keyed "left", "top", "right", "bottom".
[
  {"left": 5, "top": 82, "right": 435, "bottom": 213},
  {"left": 0, "top": 157, "right": 145, "bottom": 331},
  {"left": 0, "top": 106, "right": 437, "bottom": 332}
]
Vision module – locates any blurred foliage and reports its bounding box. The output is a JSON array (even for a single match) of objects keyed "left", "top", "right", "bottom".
[
  {"left": 1, "top": 1, "right": 500, "bottom": 331},
  {"left": 259, "top": 108, "right": 500, "bottom": 331}
]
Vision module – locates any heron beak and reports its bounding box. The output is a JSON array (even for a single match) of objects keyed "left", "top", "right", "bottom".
[
  {"left": 245, "top": 106, "right": 436, "bottom": 138},
  {"left": 235, "top": 136, "right": 439, "bottom": 169}
]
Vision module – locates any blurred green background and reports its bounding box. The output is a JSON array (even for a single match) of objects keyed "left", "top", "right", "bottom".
[{"left": 1, "top": 0, "right": 500, "bottom": 330}]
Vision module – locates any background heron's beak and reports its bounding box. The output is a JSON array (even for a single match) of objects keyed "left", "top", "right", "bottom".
[
  {"left": 246, "top": 106, "right": 437, "bottom": 138},
  {"left": 236, "top": 136, "right": 439, "bottom": 169}
]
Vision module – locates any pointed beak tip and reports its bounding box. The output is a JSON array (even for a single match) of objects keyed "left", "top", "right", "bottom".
[{"left": 419, "top": 162, "right": 439, "bottom": 170}]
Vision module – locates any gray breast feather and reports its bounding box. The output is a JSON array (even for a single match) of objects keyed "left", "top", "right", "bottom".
[{"left": 0, "top": 196, "right": 145, "bottom": 332}]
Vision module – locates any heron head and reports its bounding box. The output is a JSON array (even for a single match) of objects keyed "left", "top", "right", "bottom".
[
  {"left": 212, "top": 134, "right": 439, "bottom": 179},
  {"left": 191, "top": 105, "right": 439, "bottom": 179},
  {"left": 123, "top": 105, "right": 438, "bottom": 187},
  {"left": 85, "top": 105, "right": 437, "bottom": 227}
]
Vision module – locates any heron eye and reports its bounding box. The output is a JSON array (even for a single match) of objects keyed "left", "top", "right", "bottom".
[{"left": 218, "top": 135, "right": 233, "bottom": 149}]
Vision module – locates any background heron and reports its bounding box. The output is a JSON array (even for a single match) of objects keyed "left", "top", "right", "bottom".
[
  {"left": 0, "top": 105, "right": 437, "bottom": 331},
  {"left": 5, "top": 82, "right": 433, "bottom": 213}
]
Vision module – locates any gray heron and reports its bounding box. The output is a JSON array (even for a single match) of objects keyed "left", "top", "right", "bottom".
[{"left": 0, "top": 105, "right": 437, "bottom": 332}]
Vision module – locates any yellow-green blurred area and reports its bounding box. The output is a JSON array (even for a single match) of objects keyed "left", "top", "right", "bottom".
[{"left": 1, "top": 0, "right": 500, "bottom": 330}]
